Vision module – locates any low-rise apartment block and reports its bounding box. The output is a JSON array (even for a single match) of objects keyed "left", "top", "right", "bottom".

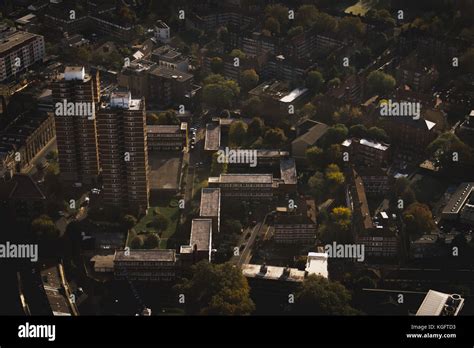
[
  {"left": 180, "top": 218, "right": 213, "bottom": 264},
  {"left": 199, "top": 188, "right": 221, "bottom": 234},
  {"left": 341, "top": 138, "right": 391, "bottom": 168},
  {"left": 273, "top": 198, "right": 317, "bottom": 244},
  {"left": 113, "top": 249, "right": 176, "bottom": 281},
  {"left": 249, "top": 80, "right": 309, "bottom": 123},
  {"left": 147, "top": 123, "right": 187, "bottom": 151},
  {"left": 208, "top": 174, "right": 274, "bottom": 199},
  {"left": 0, "top": 28, "right": 45, "bottom": 82}
]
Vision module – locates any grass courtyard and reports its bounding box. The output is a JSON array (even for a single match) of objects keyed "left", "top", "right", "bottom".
[{"left": 130, "top": 198, "right": 180, "bottom": 249}]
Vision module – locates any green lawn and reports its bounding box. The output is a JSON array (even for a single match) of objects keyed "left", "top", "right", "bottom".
[{"left": 131, "top": 198, "right": 180, "bottom": 249}]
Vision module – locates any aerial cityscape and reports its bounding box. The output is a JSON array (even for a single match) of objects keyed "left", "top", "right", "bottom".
[{"left": 0, "top": 0, "right": 473, "bottom": 344}]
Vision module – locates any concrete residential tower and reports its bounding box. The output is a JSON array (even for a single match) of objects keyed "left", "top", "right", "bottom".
[
  {"left": 52, "top": 66, "right": 100, "bottom": 184},
  {"left": 97, "top": 91, "right": 149, "bottom": 213}
]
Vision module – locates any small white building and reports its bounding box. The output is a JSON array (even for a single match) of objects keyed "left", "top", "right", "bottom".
[
  {"left": 305, "top": 252, "right": 328, "bottom": 278},
  {"left": 416, "top": 290, "right": 464, "bottom": 316}
]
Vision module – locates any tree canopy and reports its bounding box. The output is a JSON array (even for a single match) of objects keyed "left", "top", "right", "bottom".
[
  {"left": 176, "top": 261, "right": 255, "bottom": 315},
  {"left": 292, "top": 275, "right": 358, "bottom": 315}
]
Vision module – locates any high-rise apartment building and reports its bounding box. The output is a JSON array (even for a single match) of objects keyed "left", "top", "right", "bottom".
[
  {"left": 52, "top": 66, "right": 100, "bottom": 184},
  {"left": 97, "top": 91, "right": 149, "bottom": 213}
]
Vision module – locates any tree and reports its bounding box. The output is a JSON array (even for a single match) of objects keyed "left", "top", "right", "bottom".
[
  {"left": 308, "top": 171, "right": 325, "bottom": 200},
  {"left": 390, "top": 177, "right": 416, "bottom": 209},
  {"left": 312, "top": 12, "right": 338, "bottom": 34},
  {"left": 242, "top": 96, "right": 263, "bottom": 117},
  {"left": 263, "top": 128, "right": 287, "bottom": 148},
  {"left": 330, "top": 206, "right": 352, "bottom": 232},
  {"left": 295, "top": 4, "right": 319, "bottom": 28},
  {"left": 175, "top": 261, "right": 255, "bottom": 315},
  {"left": 203, "top": 75, "right": 240, "bottom": 110},
  {"left": 306, "top": 70, "right": 325, "bottom": 94},
  {"left": 144, "top": 233, "right": 160, "bottom": 249},
  {"left": 211, "top": 152, "right": 228, "bottom": 176},
  {"left": 427, "top": 133, "right": 474, "bottom": 175},
  {"left": 210, "top": 57, "right": 224, "bottom": 74},
  {"left": 367, "top": 126, "right": 388, "bottom": 143},
  {"left": 150, "top": 212, "right": 169, "bottom": 232},
  {"left": 322, "top": 124, "right": 348, "bottom": 147},
  {"left": 134, "top": 24, "right": 145, "bottom": 37},
  {"left": 403, "top": 202, "right": 436, "bottom": 237},
  {"left": 265, "top": 4, "right": 289, "bottom": 29},
  {"left": 240, "top": 69, "right": 259, "bottom": 91},
  {"left": 325, "top": 164, "right": 345, "bottom": 189},
  {"left": 298, "top": 102, "right": 317, "bottom": 122},
  {"left": 248, "top": 117, "right": 264, "bottom": 138},
  {"left": 366, "top": 70, "right": 396, "bottom": 96},
  {"left": 122, "top": 215, "right": 137, "bottom": 230},
  {"left": 147, "top": 113, "right": 159, "bottom": 125},
  {"left": 264, "top": 17, "right": 280, "bottom": 34},
  {"left": 130, "top": 235, "right": 144, "bottom": 249},
  {"left": 326, "top": 144, "right": 342, "bottom": 164},
  {"left": 229, "top": 120, "right": 248, "bottom": 147},
  {"left": 230, "top": 49, "right": 246, "bottom": 61},
  {"left": 292, "top": 275, "right": 358, "bottom": 315},
  {"left": 156, "top": 110, "right": 179, "bottom": 125},
  {"left": 349, "top": 124, "right": 368, "bottom": 138},
  {"left": 328, "top": 77, "right": 341, "bottom": 89},
  {"left": 32, "top": 215, "right": 59, "bottom": 240},
  {"left": 306, "top": 146, "right": 325, "bottom": 169},
  {"left": 222, "top": 219, "right": 242, "bottom": 235},
  {"left": 332, "top": 105, "right": 362, "bottom": 125},
  {"left": 339, "top": 16, "right": 365, "bottom": 38},
  {"left": 288, "top": 26, "right": 304, "bottom": 38}
]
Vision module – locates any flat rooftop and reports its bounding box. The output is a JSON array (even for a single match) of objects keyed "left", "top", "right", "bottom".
[
  {"left": 200, "top": 188, "right": 221, "bottom": 217},
  {"left": 249, "top": 80, "right": 308, "bottom": 103},
  {"left": 305, "top": 252, "right": 329, "bottom": 278},
  {"left": 242, "top": 264, "right": 305, "bottom": 282},
  {"left": 359, "top": 138, "right": 389, "bottom": 151},
  {"left": 114, "top": 249, "right": 176, "bottom": 262},
  {"left": 147, "top": 125, "right": 182, "bottom": 134},
  {"left": 149, "top": 66, "right": 193, "bottom": 81},
  {"left": 256, "top": 149, "right": 289, "bottom": 158},
  {"left": 280, "top": 158, "right": 297, "bottom": 185},
  {"left": 0, "top": 30, "right": 41, "bottom": 55},
  {"left": 189, "top": 218, "right": 212, "bottom": 251},
  {"left": 209, "top": 173, "right": 274, "bottom": 184},
  {"left": 353, "top": 169, "right": 374, "bottom": 230},
  {"left": 204, "top": 123, "right": 221, "bottom": 151}
]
